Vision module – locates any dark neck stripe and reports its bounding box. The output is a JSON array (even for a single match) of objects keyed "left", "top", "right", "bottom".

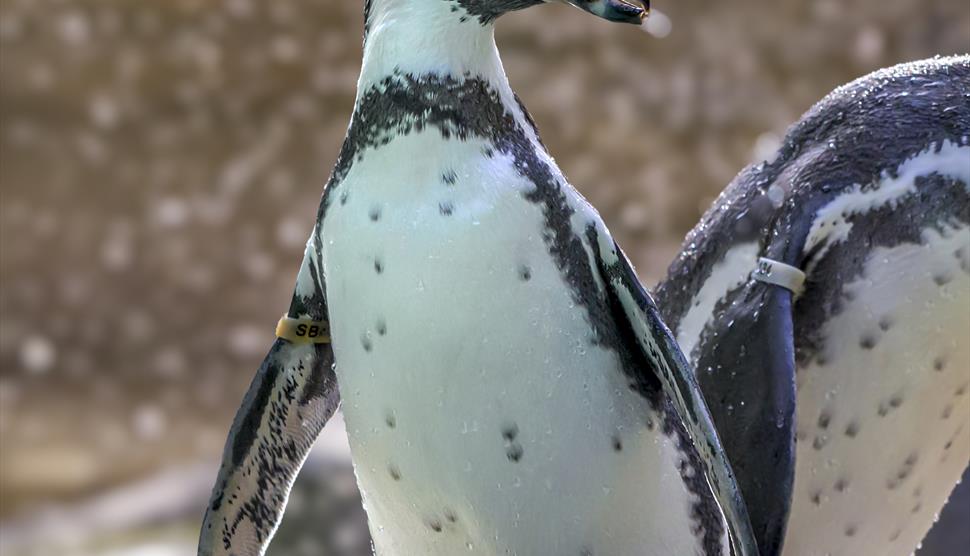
[
  {"left": 449, "top": 0, "right": 543, "bottom": 25},
  {"left": 322, "top": 72, "right": 518, "bottom": 199}
]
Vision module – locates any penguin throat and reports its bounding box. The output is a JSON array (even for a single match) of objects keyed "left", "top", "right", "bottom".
[{"left": 358, "top": 0, "right": 508, "bottom": 94}]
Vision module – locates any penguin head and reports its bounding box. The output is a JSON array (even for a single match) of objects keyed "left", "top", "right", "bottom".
[
  {"left": 503, "top": 1, "right": 648, "bottom": 24},
  {"left": 366, "top": 1, "right": 647, "bottom": 26}
]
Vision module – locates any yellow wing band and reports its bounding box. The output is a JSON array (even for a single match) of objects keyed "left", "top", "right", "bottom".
[{"left": 276, "top": 316, "right": 331, "bottom": 344}]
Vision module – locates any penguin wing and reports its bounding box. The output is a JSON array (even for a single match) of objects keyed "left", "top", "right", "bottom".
[
  {"left": 199, "top": 244, "right": 339, "bottom": 556},
  {"left": 693, "top": 278, "right": 797, "bottom": 556},
  {"left": 586, "top": 225, "right": 760, "bottom": 556}
]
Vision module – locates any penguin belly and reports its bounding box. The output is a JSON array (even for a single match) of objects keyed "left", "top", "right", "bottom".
[
  {"left": 784, "top": 224, "right": 970, "bottom": 556},
  {"left": 321, "top": 132, "right": 728, "bottom": 556}
]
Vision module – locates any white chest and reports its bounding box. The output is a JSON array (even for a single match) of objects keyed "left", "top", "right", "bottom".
[
  {"left": 783, "top": 223, "right": 970, "bottom": 556},
  {"left": 319, "top": 132, "right": 724, "bottom": 555}
]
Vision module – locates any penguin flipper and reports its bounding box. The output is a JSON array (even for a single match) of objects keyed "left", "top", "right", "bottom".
[
  {"left": 587, "top": 226, "right": 760, "bottom": 556},
  {"left": 199, "top": 244, "right": 339, "bottom": 556},
  {"left": 694, "top": 280, "right": 797, "bottom": 556}
]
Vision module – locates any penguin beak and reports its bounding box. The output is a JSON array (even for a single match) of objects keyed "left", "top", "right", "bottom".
[{"left": 560, "top": 0, "right": 648, "bottom": 24}]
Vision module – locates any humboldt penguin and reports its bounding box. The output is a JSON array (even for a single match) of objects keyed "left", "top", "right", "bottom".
[
  {"left": 655, "top": 56, "right": 970, "bottom": 556},
  {"left": 199, "top": 1, "right": 760, "bottom": 555}
]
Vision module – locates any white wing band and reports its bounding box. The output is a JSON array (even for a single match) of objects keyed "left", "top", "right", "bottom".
[{"left": 753, "top": 257, "right": 805, "bottom": 294}]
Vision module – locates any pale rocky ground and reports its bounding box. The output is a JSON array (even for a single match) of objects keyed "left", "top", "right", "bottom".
[{"left": 0, "top": 0, "right": 967, "bottom": 554}]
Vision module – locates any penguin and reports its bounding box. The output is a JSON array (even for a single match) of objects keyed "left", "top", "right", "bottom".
[
  {"left": 654, "top": 56, "right": 970, "bottom": 556},
  {"left": 199, "top": 1, "right": 760, "bottom": 555}
]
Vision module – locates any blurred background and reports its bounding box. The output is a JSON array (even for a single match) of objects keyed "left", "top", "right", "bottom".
[{"left": 0, "top": 0, "right": 967, "bottom": 554}]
